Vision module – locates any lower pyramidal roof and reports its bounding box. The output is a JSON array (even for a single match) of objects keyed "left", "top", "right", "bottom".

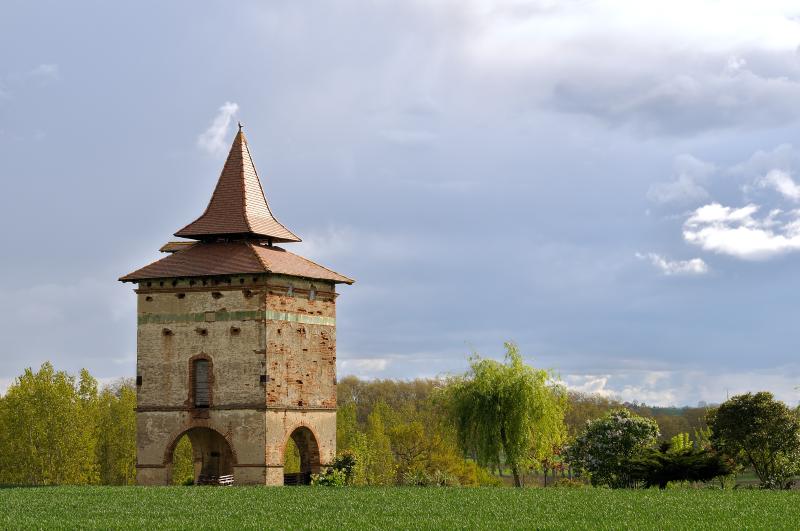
[{"left": 119, "top": 242, "right": 353, "bottom": 284}]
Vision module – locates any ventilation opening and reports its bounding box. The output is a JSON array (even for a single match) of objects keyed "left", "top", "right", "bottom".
[
  {"left": 212, "top": 292, "right": 223, "bottom": 299},
  {"left": 176, "top": 293, "right": 186, "bottom": 299},
  {"left": 196, "top": 328, "right": 208, "bottom": 336},
  {"left": 162, "top": 328, "right": 173, "bottom": 337},
  {"left": 230, "top": 326, "right": 241, "bottom": 335}
]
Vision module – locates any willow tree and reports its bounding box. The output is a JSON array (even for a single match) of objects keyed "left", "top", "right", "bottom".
[{"left": 445, "top": 342, "right": 566, "bottom": 487}]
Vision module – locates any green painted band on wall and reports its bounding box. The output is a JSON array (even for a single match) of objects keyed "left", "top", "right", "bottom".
[
  {"left": 263, "top": 310, "right": 335, "bottom": 327},
  {"left": 138, "top": 310, "right": 335, "bottom": 327}
]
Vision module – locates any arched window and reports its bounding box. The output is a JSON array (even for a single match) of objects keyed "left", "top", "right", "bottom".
[{"left": 193, "top": 359, "right": 210, "bottom": 408}]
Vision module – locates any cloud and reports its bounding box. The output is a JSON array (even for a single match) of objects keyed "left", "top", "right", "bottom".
[
  {"left": 339, "top": 357, "right": 391, "bottom": 378},
  {"left": 757, "top": 169, "right": 800, "bottom": 201},
  {"left": 566, "top": 367, "right": 800, "bottom": 407},
  {"left": 683, "top": 203, "right": 800, "bottom": 260},
  {"left": 731, "top": 144, "right": 800, "bottom": 178},
  {"left": 197, "top": 101, "right": 239, "bottom": 156},
  {"left": 552, "top": 63, "right": 800, "bottom": 135},
  {"left": 27, "top": 64, "right": 59, "bottom": 82},
  {"left": 636, "top": 252, "right": 709, "bottom": 276},
  {"left": 0, "top": 63, "right": 60, "bottom": 100},
  {"left": 647, "top": 154, "right": 714, "bottom": 204}
]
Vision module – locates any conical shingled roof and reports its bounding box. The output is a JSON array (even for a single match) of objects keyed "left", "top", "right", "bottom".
[{"left": 175, "top": 129, "right": 301, "bottom": 243}]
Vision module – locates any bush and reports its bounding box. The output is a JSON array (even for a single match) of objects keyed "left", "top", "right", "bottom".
[
  {"left": 310, "top": 468, "right": 347, "bottom": 487},
  {"left": 565, "top": 409, "right": 659, "bottom": 488},
  {"left": 624, "top": 442, "right": 731, "bottom": 489},
  {"left": 331, "top": 451, "right": 357, "bottom": 485},
  {"left": 552, "top": 478, "right": 586, "bottom": 488},
  {"left": 400, "top": 469, "right": 460, "bottom": 487}
]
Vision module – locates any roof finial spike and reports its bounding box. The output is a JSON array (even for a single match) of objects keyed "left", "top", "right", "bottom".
[{"left": 237, "top": 121, "right": 244, "bottom": 133}]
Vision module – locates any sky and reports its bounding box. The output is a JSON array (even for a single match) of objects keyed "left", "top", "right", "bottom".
[{"left": 1, "top": 0, "right": 800, "bottom": 407}]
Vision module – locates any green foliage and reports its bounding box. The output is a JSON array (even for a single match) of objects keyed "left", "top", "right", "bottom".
[
  {"left": 283, "top": 437, "right": 301, "bottom": 474},
  {"left": 331, "top": 451, "right": 357, "bottom": 485},
  {"left": 2, "top": 487, "right": 800, "bottom": 529},
  {"left": 336, "top": 402, "right": 358, "bottom": 451},
  {"left": 400, "top": 468, "right": 460, "bottom": 486},
  {"left": 0, "top": 362, "right": 99, "bottom": 485},
  {"left": 444, "top": 342, "right": 566, "bottom": 487},
  {"left": 707, "top": 392, "right": 800, "bottom": 489},
  {"left": 95, "top": 379, "right": 137, "bottom": 485},
  {"left": 566, "top": 408, "right": 660, "bottom": 488},
  {"left": 565, "top": 392, "right": 711, "bottom": 442},
  {"left": 625, "top": 442, "right": 731, "bottom": 489},
  {"left": 363, "top": 402, "right": 397, "bottom": 485},
  {"left": 170, "top": 435, "right": 194, "bottom": 486},
  {"left": 669, "top": 433, "right": 691, "bottom": 452},
  {"left": 310, "top": 468, "right": 347, "bottom": 486}
]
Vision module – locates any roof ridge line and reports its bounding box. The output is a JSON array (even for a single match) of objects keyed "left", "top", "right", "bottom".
[
  {"left": 240, "top": 133, "right": 254, "bottom": 234},
  {"left": 246, "top": 242, "right": 272, "bottom": 273},
  {"left": 281, "top": 247, "right": 355, "bottom": 284},
  {"left": 242, "top": 133, "right": 302, "bottom": 242}
]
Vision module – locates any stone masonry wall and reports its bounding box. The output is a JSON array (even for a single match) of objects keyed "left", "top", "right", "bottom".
[{"left": 134, "top": 273, "right": 338, "bottom": 485}]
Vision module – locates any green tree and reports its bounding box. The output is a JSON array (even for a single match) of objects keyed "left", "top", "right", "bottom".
[
  {"left": 171, "top": 435, "right": 194, "bottom": 485},
  {"left": 363, "top": 402, "right": 396, "bottom": 485},
  {"left": 0, "top": 363, "right": 98, "bottom": 485},
  {"left": 284, "top": 438, "right": 301, "bottom": 474},
  {"left": 95, "top": 379, "right": 137, "bottom": 485},
  {"left": 336, "top": 402, "right": 359, "bottom": 451},
  {"left": 445, "top": 342, "right": 566, "bottom": 487},
  {"left": 707, "top": 392, "right": 800, "bottom": 489},
  {"left": 566, "top": 408, "right": 660, "bottom": 488}
]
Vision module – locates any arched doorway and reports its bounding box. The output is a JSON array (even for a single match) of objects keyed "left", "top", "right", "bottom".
[
  {"left": 284, "top": 426, "right": 321, "bottom": 485},
  {"left": 167, "top": 427, "right": 235, "bottom": 485}
]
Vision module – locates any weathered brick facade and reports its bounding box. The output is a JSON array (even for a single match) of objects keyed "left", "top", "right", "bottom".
[{"left": 122, "top": 128, "right": 351, "bottom": 485}]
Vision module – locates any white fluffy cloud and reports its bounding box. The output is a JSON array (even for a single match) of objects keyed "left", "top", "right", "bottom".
[
  {"left": 636, "top": 252, "right": 708, "bottom": 276},
  {"left": 757, "top": 169, "right": 800, "bottom": 201},
  {"left": 566, "top": 367, "right": 800, "bottom": 407},
  {"left": 197, "top": 101, "right": 239, "bottom": 156},
  {"left": 683, "top": 203, "right": 800, "bottom": 260}
]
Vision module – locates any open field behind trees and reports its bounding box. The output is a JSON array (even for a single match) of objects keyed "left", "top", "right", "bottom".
[{"left": 1, "top": 486, "right": 799, "bottom": 530}]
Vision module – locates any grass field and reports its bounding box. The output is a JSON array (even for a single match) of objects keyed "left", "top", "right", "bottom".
[{"left": 1, "top": 486, "right": 799, "bottom": 530}]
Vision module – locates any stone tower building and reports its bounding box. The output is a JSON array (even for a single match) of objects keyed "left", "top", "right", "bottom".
[{"left": 120, "top": 127, "right": 352, "bottom": 486}]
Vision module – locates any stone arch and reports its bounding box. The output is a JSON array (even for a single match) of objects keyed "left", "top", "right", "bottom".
[
  {"left": 283, "top": 425, "right": 322, "bottom": 485},
  {"left": 164, "top": 426, "right": 237, "bottom": 484}
]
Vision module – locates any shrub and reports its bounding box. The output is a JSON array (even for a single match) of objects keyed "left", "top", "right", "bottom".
[
  {"left": 400, "top": 469, "right": 460, "bottom": 487},
  {"left": 331, "top": 451, "right": 357, "bottom": 485},
  {"left": 310, "top": 468, "right": 347, "bottom": 487},
  {"left": 565, "top": 408, "right": 659, "bottom": 488},
  {"left": 552, "top": 478, "right": 586, "bottom": 488}
]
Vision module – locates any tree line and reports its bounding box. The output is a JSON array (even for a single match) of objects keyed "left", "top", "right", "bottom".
[{"left": 1, "top": 346, "right": 798, "bottom": 488}]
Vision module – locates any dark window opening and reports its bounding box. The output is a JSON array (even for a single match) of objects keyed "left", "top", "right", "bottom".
[
  {"left": 194, "top": 359, "right": 210, "bottom": 408},
  {"left": 136, "top": 375, "right": 142, "bottom": 386}
]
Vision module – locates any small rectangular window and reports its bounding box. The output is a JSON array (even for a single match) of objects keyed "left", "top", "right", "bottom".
[{"left": 194, "top": 360, "right": 210, "bottom": 408}]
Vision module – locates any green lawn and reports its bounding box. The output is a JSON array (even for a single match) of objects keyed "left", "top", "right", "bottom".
[{"left": 1, "top": 486, "right": 798, "bottom": 530}]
